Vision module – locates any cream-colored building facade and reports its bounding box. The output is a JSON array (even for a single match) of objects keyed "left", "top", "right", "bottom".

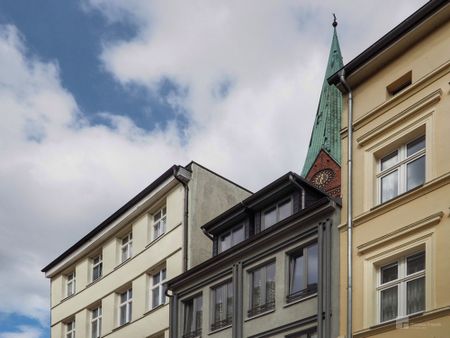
[
  {"left": 328, "top": 1, "right": 450, "bottom": 337},
  {"left": 42, "top": 162, "right": 251, "bottom": 338}
]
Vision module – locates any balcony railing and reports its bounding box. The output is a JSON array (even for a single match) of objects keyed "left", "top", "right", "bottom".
[
  {"left": 211, "top": 316, "right": 232, "bottom": 331},
  {"left": 247, "top": 300, "right": 275, "bottom": 317}
]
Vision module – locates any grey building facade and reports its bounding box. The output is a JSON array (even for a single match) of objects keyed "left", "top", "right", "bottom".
[{"left": 167, "top": 172, "right": 340, "bottom": 338}]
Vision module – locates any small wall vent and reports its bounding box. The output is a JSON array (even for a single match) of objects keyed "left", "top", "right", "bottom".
[{"left": 387, "top": 71, "right": 412, "bottom": 96}]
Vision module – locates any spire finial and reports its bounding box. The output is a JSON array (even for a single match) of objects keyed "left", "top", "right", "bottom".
[{"left": 332, "top": 14, "right": 337, "bottom": 27}]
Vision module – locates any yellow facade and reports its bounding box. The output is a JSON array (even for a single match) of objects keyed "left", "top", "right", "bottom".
[{"left": 338, "top": 5, "right": 450, "bottom": 338}]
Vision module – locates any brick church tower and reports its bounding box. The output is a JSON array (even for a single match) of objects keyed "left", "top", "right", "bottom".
[{"left": 302, "top": 19, "right": 343, "bottom": 198}]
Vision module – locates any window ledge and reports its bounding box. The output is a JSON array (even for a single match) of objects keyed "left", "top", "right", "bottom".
[
  {"left": 353, "top": 306, "right": 450, "bottom": 338},
  {"left": 113, "top": 321, "right": 132, "bottom": 332},
  {"left": 86, "top": 276, "right": 102, "bottom": 288},
  {"left": 60, "top": 293, "right": 76, "bottom": 303},
  {"left": 284, "top": 292, "right": 317, "bottom": 308},
  {"left": 208, "top": 324, "right": 232, "bottom": 335},
  {"left": 114, "top": 257, "right": 132, "bottom": 271},
  {"left": 338, "top": 172, "right": 450, "bottom": 230},
  {"left": 143, "top": 302, "right": 168, "bottom": 317},
  {"left": 245, "top": 308, "right": 275, "bottom": 322}
]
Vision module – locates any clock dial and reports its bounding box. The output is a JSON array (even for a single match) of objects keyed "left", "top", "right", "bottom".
[{"left": 311, "top": 169, "right": 335, "bottom": 188}]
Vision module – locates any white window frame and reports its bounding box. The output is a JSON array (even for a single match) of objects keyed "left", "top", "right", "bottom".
[
  {"left": 151, "top": 268, "right": 167, "bottom": 309},
  {"left": 153, "top": 206, "right": 167, "bottom": 240},
  {"left": 376, "top": 252, "right": 425, "bottom": 323},
  {"left": 120, "top": 232, "right": 133, "bottom": 263},
  {"left": 66, "top": 319, "right": 75, "bottom": 338},
  {"left": 118, "top": 288, "right": 132, "bottom": 326},
  {"left": 66, "top": 271, "right": 76, "bottom": 297},
  {"left": 91, "top": 254, "right": 102, "bottom": 282},
  {"left": 261, "top": 198, "right": 293, "bottom": 230},
  {"left": 91, "top": 306, "right": 102, "bottom": 338},
  {"left": 218, "top": 223, "right": 245, "bottom": 253},
  {"left": 377, "top": 136, "right": 425, "bottom": 204}
]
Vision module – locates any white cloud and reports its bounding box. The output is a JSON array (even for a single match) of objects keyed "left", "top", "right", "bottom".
[
  {"left": 0, "top": 0, "right": 427, "bottom": 330},
  {"left": 0, "top": 326, "right": 42, "bottom": 338}
]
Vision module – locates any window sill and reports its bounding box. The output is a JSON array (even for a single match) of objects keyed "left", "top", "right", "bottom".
[
  {"left": 353, "top": 306, "right": 450, "bottom": 338},
  {"left": 114, "top": 257, "right": 132, "bottom": 271},
  {"left": 113, "top": 321, "right": 131, "bottom": 332},
  {"left": 60, "top": 293, "right": 76, "bottom": 303},
  {"left": 143, "top": 302, "right": 168, "bottom": 317},
  {"left": 208, "top": 324, "right": 232, "bottom": 335},
  {"left": 284, "top": 292, "right": 317, "bottom": 308},
  {"left": 245, "top": 308, "right": 275, "bottom": 322},
  {"left": 86, "top": 276, "right": 103, "bottom": 288},
  {"left": 146, "top": 233, "right": 166, "bottom": 248}
]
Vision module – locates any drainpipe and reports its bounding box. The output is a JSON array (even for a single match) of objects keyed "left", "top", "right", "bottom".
[
  {"left": 339, "top": 70, "right": 353, "bottom": 338},
  {"left": 173, "top": 166, "right": 191, "bottom": 272},
  {"left": 289, "top": 174, "right": 306, "bottom": 209}
]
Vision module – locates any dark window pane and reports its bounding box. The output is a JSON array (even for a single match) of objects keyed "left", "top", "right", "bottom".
[
  {"left": 232, "top": 226, "right": 244, "bottom": 245},
  {"left": 252, "top": 269, "right": 262, "bottom": 308},
  {"left": 278, "top": 199, "right": 292, "bottom": 221},
  {"left": 291, "top": 253, "right": 305, "bottom": 294},
  {"left": 307, "top": 243, "right": 318, "bottom": 286},
  {"left": 381, "top": 170, "right": 398, "bottom": 203},
  {"left": 381, "top": 151, "right": 398, "bottom": 171},
  {"left": 381, "top": 264, "right": 398, "bottom": 284},
  {"left": 263, "top": 208, "right": 277, "bottom": 229},
  {"left": 407, "top": 136, "right": 425, "bottom": 157},
  {"left": 407, "top": 277, "right": 425, "bottom": 314},
  {"left": 266, "top": 263, "right": 276, "bottom": 304},
  {"left": 407, "top": 156, "right": 425, "bottom": 191},
  {"left": 407, "top": 252, "right": 425, "bottom": 275},
  {"left": 219, "top": 233, "right": 231, "bottom": 253},
  {"left": 380, "top": 286, "right": 398, "bottom": 322}
]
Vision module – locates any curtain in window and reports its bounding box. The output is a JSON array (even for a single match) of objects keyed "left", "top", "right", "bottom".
[
  {"left": 252, "top": 269, "right": 262, "bottom": 308},
  {"left": 183, "top": 301, "right": 193, "bottom": 334},
  {"left": 266, "top": 263, "right": 275, "bottom": 304},
  {"left": 380, "top": 286, "right": 398, "bottom": 322},
  {"left": 226, "top": 282, "right": 233, "bottom": 320},
  {"left": 407, "top": 277, "right": 425, "bottom": 314}
]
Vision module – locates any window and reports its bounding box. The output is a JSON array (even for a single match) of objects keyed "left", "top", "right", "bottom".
[
  {"left": 91, "top": 307, "right": 102, "bottom": 338},
  {"left": 66, "top": 319, "right": 75, "bottom": 338},
  {"left": 118, "top": 288, "right": 132, "bottom": 326},
  {"left": 378, "top": 136, "right": 425, "bottom": 204},
  {"left": 262, "top": 198, "right": 292, "bottom": 230},
  {"left": 121, "top": 232, "right": 133, "bottom": 263},
  {"left": 151, "top": 268, "right": 167, "bottom": 309},
  {"left": 153, "top": 206, "right": 167, "bottom": 240},
  {"left": 92, "top": 255, "right": 102, "bottom": 282},
  {"left": 211, "top": 281, "right": 233, "bottom": 330},
  {"left": 182, "top": 295, "right": 202, "bottom": 338},
  {"left": 288, "top": 242, "right": 318, "bottom": 301},
  {"left": 248, "top": 261, "right": 275, "bottom": 317},
  {"left": 66, "top": 271, "right": 76, "bottom": 297},
  {"left": 378, "top": 252, "right": 425, "bottom": 323},
  {"left": 218, "top": 224, "right": 245, "bottom": 253}
]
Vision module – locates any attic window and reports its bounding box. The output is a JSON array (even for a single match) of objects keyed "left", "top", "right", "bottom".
[{"left": 387, "top": 71, "right": 412, "bottom": 96}]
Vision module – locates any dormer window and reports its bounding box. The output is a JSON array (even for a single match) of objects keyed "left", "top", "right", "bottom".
[
  {"left": 218, "top": 223, "right": 245, "bottom": 253},
  {"left": 262, "top": 198, "right": 293, "bottom": 230}
]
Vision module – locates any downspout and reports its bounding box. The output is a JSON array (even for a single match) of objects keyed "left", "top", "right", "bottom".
[
  {"left": 173, "top": 166, "right": 191, "bottom": 272},
  {"left": 289, "top": 174, "right": 306, "bottom": 209},
  {"left": 339, "top": 71, "right": 353, "bottom": 338}
]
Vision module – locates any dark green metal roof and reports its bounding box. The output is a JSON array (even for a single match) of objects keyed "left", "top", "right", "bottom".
[{"left": 301, "top": 25, "right": 343, "bottom": 177}]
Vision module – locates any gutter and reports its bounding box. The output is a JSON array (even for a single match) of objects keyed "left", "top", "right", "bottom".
[
  {"left": 338, "top": 70, "right": 353, "bottom": 338},
  {"left": 289, "top": 174, "right": 306, "bottom": 209}
]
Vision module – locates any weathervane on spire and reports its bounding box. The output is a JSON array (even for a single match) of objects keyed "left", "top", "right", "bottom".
[{"left": 332, "top": 13, "right": 338, "bottom": 27}]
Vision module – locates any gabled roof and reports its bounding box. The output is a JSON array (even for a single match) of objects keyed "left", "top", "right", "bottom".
[{"left": 301, "top": 24, "right": 343, "bottom": 176}]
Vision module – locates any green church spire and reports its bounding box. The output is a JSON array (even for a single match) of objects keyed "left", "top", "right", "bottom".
[{"left": 301, "top": 18, "right": 343, "bottom": 177}]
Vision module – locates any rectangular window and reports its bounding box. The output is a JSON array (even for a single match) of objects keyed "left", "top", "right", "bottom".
[
  {"left": 211, "top": 281, "right": 233, "bottom": 331},
  {"left": 153, "top": 206, "right": 167, "bottom": 240},
  {"left": 118, "top": 288, "right": 132, "bottom": 326},
  {"left": 248, "top": 261, "right": 276, "bottom": 317},
  {"left": 262, "top": 198, "right": 292, "bottom": 230},
  {"left": 151, "top": 268, "right": 167, "bottom": 309},
  {"left": 66, "top": 319, "right": 75, "bottom": 338},
  {"left": 121, "top": 232, "right": 133, "bottom": 263},
  {"left": 288, "top": 242, "right": 318, "bottom": 301},
  {"left": 377, "top": 136, "right": 425, "bottom": 204},
  {"left": 182, "top": 295, "right": 202, "bottom": 338},
  {"left": 66, "top": 271, "right": 76, "bottom": 297},
  {"left": 218, "top": 224, "right": 245, "bottom": 253},
  {"left": 92, "top": 255, "right": 102, "bottom": 282},
  {"left": 378, "top": 252, "right": 425, "bottom": 323},
  {"left": 91, "top": 307, "right": 102, "bottom": 338}
]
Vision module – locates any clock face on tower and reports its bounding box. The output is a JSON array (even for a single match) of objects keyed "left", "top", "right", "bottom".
[{"left": 311, "top": 169, "right": 335, "bottom": 189}]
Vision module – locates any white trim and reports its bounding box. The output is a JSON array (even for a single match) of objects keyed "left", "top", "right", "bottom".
[
  {"left": 150, "top": 268, "right": 167, "bottom": 309},
  {"left": 152, "top": 205, "right": 167, "bottom": 240},
  {"left": 118, "top": 288, "right": 133, "bottom": 326},
  {"left": 65, "top": 319, "right": 75, "bottom": 338},
  {"left": 91, "top": 306, "right": 102, "bottom": 338}
]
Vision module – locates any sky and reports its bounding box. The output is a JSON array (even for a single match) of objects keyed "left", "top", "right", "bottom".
[{"left": 0, "top": 1, "right": 427, "bottom": 337}]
